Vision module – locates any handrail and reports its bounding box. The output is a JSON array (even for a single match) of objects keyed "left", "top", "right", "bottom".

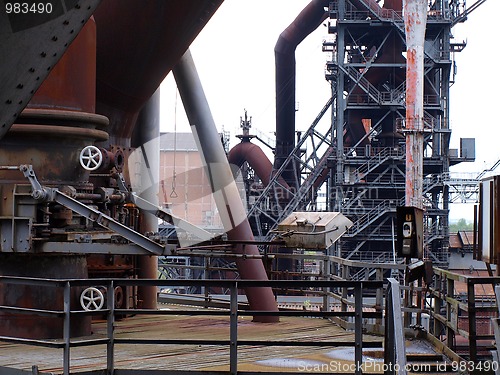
[
  {"left": 384, "top": 278, "right": 407, "bottom": 375},
  {"left": 0, "top": 276, "right": 384, "bottom": 375}
]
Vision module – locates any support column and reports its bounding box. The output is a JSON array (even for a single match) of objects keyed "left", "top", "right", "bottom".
[
  {"left": 132, "top": 89, "right": 161, "bottom": 309},
  {"left": 173, "top": 49, "right": 279, "bottom": 322},
  {"left": 404, "top": 0, "right": 427, "bottom": 209}
]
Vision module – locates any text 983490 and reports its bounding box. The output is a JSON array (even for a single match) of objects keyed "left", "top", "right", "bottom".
[{"left": 5, "top": 2, "right": 53, "bottom": 14}]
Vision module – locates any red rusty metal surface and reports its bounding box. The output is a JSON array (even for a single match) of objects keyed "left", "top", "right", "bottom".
[
  {"left": 93, "top": 0, "right": 224, "bottom": 145},
  {"left": 0, "top": 255, "right": 90, "bottom": 339},
  {"left": 27, "top": 17, "right": 96, "bottom": 113}
]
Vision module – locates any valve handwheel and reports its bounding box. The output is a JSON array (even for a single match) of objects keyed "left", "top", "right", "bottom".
[
  {"left": 80, "top": 287, "right": 105, "bottom": 311},
  {"left": 79, "top": 145, "right": 103, "bottom": 171}
]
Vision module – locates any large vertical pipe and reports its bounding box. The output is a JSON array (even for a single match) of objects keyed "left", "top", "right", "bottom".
[
  {"left": 404, "top": 0, "right": 427, "bottom": 209},
  {"left": 131, "top": 89, "right": 161, "bottom": 309},
  {"left": 173, "top": 50, "right": 279, "bottom": 322},
  {"left": 274, "top": 0, "right": 329, "bottom": 182}
]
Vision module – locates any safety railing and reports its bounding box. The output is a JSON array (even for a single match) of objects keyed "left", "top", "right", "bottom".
[
  {"left": 384, "top": 278, "right": 407, "bottom": 375},
  {"left": 0, "top": 277, "right": 386, "bottom": 375},
  {"left": 426, "top": 269, "right": 500, "bottom": 362}
]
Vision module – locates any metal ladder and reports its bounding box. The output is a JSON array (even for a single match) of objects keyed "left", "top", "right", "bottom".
[{"left": 247, "top": 97, "right": 335, "bottom": 240}]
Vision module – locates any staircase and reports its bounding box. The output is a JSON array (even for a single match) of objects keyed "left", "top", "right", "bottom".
[
  {"left": 247, "top": 97, "right": 335, "bottom": 240},
  {"left": 344, "top": 199, "right": 397, "bottom": 237},
  {"left": 346, "top": 147, "right": 405, "bottom": 184}
]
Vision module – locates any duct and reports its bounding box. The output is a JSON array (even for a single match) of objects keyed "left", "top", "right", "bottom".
[
  {"left": 274, "top": 0, "right": 386, "bottom": 172},
  {"left": 274, "top": 0, "right": 329, "bottom": 180},
  {"left": 173, "top": 50, "right": 279, "bottom": 323}
]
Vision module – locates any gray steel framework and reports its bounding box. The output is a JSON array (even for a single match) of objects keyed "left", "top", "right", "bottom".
[
  {"left": 325, "top": 0, "right": 477, "bottom": 269},
  {"left": 243, "top": 0, "right": 480, "bottom": 272}
]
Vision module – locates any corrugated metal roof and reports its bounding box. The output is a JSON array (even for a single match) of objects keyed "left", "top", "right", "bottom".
[
  {"left": 449, "top": 231, "right": 477, "bottom": 249},
  {"left": 160, "top": 132, "right": 198, "bottom": 151},
  {"left": 458, "top": 231, "right": 475, "bottom": 247},
  {"left": 449, "top": 233, "right": 462, "bottom": 249}
]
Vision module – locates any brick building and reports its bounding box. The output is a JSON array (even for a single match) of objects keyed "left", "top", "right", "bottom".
[{"left": 159, "top": 132, "right": 223, "bottom": 230}]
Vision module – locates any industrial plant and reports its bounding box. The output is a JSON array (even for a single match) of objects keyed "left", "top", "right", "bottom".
[{"left": 0, "top": 0, "right": 499, "bottom": 374}]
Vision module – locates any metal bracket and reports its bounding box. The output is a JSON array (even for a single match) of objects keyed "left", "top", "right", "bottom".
[
  {"left": 130, "top": 193, "right": 216, "bottom": 244},
  {"left": 19, "top": 164, "right": 52, "bottom": 201},
  {"left": 116, "top": 173, "right": 216, "bottom": 244}
]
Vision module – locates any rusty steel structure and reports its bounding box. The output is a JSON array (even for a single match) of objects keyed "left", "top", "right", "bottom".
[
  {"left": 230, "top": 0, "right": 480, "bottom": 274},
  {"left": 0, "top": 0, "right": 285, "bottom": 339}
]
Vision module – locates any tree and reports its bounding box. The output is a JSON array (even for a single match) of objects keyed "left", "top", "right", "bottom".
[{"left": 449, "top": 218, "right": 473, "bottom": 233}]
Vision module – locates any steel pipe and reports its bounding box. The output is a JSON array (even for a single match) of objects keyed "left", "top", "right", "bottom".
[
  {"left": 173, "top": 49, "right": 279, "bottom": 322},
  {"left": 404, "top": 0, "right": 427, "bottom": 209},
  {"left": 274, "top": 0, "right": 329, "bottom": 181}
]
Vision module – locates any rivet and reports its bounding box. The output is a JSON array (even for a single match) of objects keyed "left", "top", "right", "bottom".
[
  {"left": 16, "top": 84, "right": 24, "bottom": 89},
  {"left": 40, "top": 52, "right": 47, "bottom": 57},
  {"left": 52, "top": 36, "right": 58, "bottom": 41}
]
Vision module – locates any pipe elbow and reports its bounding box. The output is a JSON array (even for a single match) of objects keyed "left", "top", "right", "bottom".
[{"left": 228, "top": 142, "right": 274, "bottom": 187}]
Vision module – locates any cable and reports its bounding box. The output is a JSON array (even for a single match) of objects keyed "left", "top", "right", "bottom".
[{"left": 170, "top": 88, "right": 178, "bottom": 198}]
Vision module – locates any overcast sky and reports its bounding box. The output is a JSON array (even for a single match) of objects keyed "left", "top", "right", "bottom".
[{"left": 160, "top": 0, "right": 499, "bottom": 220}]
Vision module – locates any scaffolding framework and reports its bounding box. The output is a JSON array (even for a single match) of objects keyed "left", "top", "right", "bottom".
[{"left": 322, "top": 0, "right": 480, "bottom": 269}]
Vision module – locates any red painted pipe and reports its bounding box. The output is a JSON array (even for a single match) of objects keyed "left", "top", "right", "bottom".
[
  {"left": 274, "top": 0, "right": 329, "bottom": 179},
  {"left": 228, "top": 142, "right": 274, "bottom": 186},
  {"left": 274, "top": 0, "right": 385, "bottom": 172},
  {"left": 173, "top": 50, "right": 279, "bottom": 322}
]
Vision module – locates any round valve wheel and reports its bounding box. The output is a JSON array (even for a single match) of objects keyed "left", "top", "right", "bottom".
[
  {"left": 80, "top": 287, "right": 105, "bottom": 311},
  {"left": 79, "top": 145, "right": 103, "bottom": 171}
]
